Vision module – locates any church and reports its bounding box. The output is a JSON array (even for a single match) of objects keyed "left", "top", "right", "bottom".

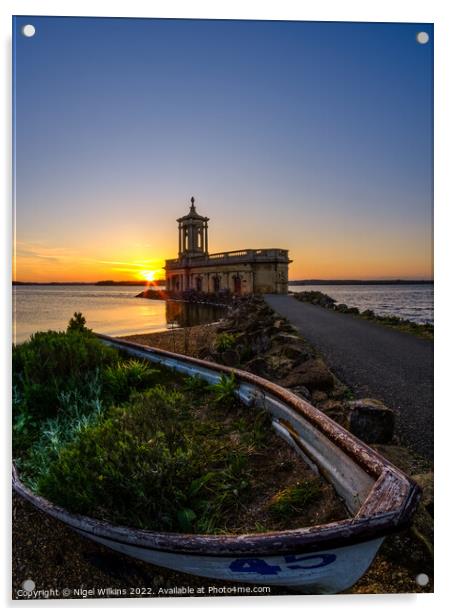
[{"left": 165, "top": 198, "right": 291, "bottom": 295}]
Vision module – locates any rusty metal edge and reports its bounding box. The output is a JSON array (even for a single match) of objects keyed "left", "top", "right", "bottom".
[{"left": 12, "top": 333, "right": 421, "bottom": 557}]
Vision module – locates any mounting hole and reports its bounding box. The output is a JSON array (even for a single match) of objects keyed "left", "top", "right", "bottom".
[
  {"left": 415, "top": 573, "right": 429, "bottom": 586},
  {"left": 22, "top": 24, "right": 36, "bottom": 38},
  {"left": 416, "top": 31, "right": 429, "bottom": 45},
  {"left": 22, "top": 579, "right": 36, "bottom": 592}
]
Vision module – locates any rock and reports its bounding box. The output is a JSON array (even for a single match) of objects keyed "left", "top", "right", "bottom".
[
  {"left": 278, "top": 343, "right": 311, "bottom": 362},
  {"left": 272, "top": 333, "right": 302, "bottom": 345},
  {"left": 318, "top": 400, "right": 347, "bottom": 425},
  {"left": 311, "top": 390, "right": 329, "bottom": 403},
  {"left": 335, "top": 304, "right": 349, "bottom": 313},
  {"left": 371, "top": 444, "right": 431, "bottom": 476},
  {"left": 267, "top": 354, "right": 295, "bottom": 376},
  {"left": 347, "top": 398, "right": 395, "bottom": 444},
  {"left": 219, "top": 348, "right": 241, "bottom": 367},
  {"left": 294, "top": 291, "right": 336, "bottom": 309},
  {"left": 278, "top": 359, "right": 335, "bottom": 392},
  {"left": 197, "top": 346, "right": 211, "bottom": 359},
  {"left": 412, "top": 472, "right": 433, "bottom": 513},
  {"left": 347, "top": 307, "right": 360, "bottom": 314},
  {"left": 289, "top": 385, "right": 311, "bottom": 401},
  {"left": 245, "top": 357, "right": 271, "bottom": 377},
  {"left": 361, "top": 309, "right": 375, "bottom": 318}
]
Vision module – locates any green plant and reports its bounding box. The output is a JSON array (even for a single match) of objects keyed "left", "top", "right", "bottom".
[
  {"left": 207, "top": 373, "right": 238, "bottom": 407},
  {"left": 12, "top": 328, "right": 119, "bottom": 455},
  {"left": 36, "top": 386, "right": 196, "bottom": 530},
  {"left": 103, "top": 359, "right": 159, "bottom": 403},
  {"left": 215, "top": 332, "right": 237, "bottom": 353},
  {"left": 182, "top": 374, "right": 209, "bottom": 393},
  {"left": 17, "top": 382, "right": 105, "bottom": 491},
  {"left": 267, "top": 480, "right": 322, "bottom": 520},
  {"left": 67, "top": 312, "right": 91, "bottom": 334}
]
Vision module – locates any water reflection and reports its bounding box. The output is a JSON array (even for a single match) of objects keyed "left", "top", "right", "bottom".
[
  {"left": 165, "top": 300, "right": 227, "bottom": 328},
  {"left": 13, "top": 285, "right": 229, "bottom": 343}
]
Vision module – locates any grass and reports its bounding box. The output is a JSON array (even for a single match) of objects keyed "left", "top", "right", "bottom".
[
  {"left": 267, "top": 480, "right": 322, "bottom": 521},
  {"left": 13, "top": 315, "right": 343, "bottom": 535}
]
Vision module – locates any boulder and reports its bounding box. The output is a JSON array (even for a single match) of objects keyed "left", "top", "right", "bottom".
[
  {"left": 311, "top": 390, "right": 329, "bottom": 403},
  {"left": 347, "top": 398, "right": 394, "bottom": 444},
  {"left": 219, "top": 348, "right": 241, "bottom": 367},
  {"left": 412, "top": 472, "right": 434, "bottom": 514},
  {"left": 289, "top": 385, "right": 311, "bottom": 401},
  {"left": 267, "top": 354, "right": 296, "bottom": 376},
  {"left": 318, "top": 399, "right": 348, "bottom": 425},
  {"left": 244, "top": 356, "right": 271, "bottom": 377},
  {"left": 280, "top": 344, "right": 311, "bottom": 361},
  {"left": 278, "top": 359, "right": 335, "bottom": 392}
]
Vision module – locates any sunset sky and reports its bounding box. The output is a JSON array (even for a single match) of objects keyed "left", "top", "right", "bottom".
[{"left": 13, "top": 17, "right": 433, "bottom": 282}]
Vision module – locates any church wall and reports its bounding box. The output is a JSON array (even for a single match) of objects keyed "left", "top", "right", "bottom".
[{"left": 166, "top": 261, "right": 288, "bottom": 294}]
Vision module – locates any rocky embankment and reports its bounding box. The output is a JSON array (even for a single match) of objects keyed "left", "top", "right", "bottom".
[
  {"left": 199, "top": 295, "right": 396, "bottom": 443},
  {"left": 292, "top": 290, "right": 433, "bottom": 339},
  {"left": 136, "top": 288, "right": 233, "bottom": 304}
]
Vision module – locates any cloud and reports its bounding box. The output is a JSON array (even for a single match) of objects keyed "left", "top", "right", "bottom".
[{"left": 14, "top": 241, "right": 77, "bottom": 262}]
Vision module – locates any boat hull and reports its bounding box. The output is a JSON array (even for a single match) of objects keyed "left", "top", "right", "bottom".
[
  {"left": 12, "top": 334, "right": 420, "bottom": 594},
  {"left": 76, "top": 528, "right": 383, "bottom": 593}
]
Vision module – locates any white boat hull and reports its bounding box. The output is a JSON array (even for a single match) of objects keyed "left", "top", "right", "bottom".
[{"left": 77, "top": 529, "right": 384, "bottom": 593}]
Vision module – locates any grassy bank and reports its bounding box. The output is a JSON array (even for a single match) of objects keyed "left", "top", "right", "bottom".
[{"left": 13, "top": 314, "right": 345, "bottom": 535}]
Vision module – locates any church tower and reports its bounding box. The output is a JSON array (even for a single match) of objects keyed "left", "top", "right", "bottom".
[{"left": 177, "top": 197, "right": 209, "bottom": 258}]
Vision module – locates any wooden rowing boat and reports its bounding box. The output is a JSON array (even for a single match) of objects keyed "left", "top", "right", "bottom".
[{"left": 12, "top": 334, "right": 420, "bottom": 594}]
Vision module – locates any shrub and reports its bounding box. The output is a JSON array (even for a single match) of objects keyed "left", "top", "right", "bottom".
[
  {"left": 182, "top": 374, "right": 209, "bottom": 393},
  {"left": 103, "top": 359, "right": 159, "bottom": 403},
  {"left": 12, "top": 318, "right": 164, "bottom": 457},
  {"left": 35, "top": 385, "right": 255, "bottom": 532},
  {"left": 215, "top": 333, "right": 237, "bottom": 352},
  {"left": 67, "top": 312, "right": 91, "bottom": 334},
  {"left": 13, "top": 329, "right": 118, "bottom": 418}
]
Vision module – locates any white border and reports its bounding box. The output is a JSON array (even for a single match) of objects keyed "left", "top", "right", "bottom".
[{"left": 2, "top": 1, "right": 451, "bottom": 613}]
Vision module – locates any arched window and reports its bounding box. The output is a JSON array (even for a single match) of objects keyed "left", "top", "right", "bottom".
[
  {"left": 213, "top": 275, "right": 220, "bottom": 293},
  {"left": 195, "top": 276, "right": 203, "bottom": 292},
  {"left": 233, "top": 275, "right": 242, "bottom": 295}
]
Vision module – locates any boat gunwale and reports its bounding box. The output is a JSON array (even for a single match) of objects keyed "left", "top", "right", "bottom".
[{"left": 12, "top": 333, "right": 421, "bottom": 557}]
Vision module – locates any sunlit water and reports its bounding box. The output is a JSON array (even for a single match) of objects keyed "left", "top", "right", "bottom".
[
  {"left": 12, "top": 286, "right": 226, "bottom": 344},
  {"left": 13, "top": 283, "right": 433, "bottom": 344},
  {"left": 288, "top": 284, "right": 433, "bottom": 325}
]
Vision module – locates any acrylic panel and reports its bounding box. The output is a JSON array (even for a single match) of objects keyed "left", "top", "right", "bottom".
[{"left": 12, "top": 16, "right": 433, "bottom": 600}]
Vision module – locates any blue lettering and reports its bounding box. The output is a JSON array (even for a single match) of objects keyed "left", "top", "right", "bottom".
[
  {"left": 284, "top": 553, "right": 336, "bottom": 569},
  {"left": 229, "top": 558, "right": 282, "bottom": 575}
]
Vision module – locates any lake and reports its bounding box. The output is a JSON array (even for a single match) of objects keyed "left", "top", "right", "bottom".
[
  {"left": 13, "top": 286, "right": 226, "bottom": 344},
  {"left": 288, "top": 284, "right": 433, "bottom": 325},
  {"left": 13, "top": 283, "right": 433, "bottom": 344}
]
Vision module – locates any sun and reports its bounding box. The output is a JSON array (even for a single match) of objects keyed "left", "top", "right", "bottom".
[{"left": 140, "top": 270, "right": 158, "bottom": 282}]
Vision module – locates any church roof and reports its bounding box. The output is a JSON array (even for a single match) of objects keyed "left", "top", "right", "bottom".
[{"left": 177, "top": 197, "right": 209, "bottom": 222}]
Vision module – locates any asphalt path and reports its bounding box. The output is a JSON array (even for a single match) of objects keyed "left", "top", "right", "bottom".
[{"left": 265, "top": 294, "right": 433, "bottom": 459}]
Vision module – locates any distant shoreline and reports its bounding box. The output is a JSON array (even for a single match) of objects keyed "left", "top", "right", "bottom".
[
  {"left": 13, "top": 279, "right": 433, "bottom": 287},
  {"left": 12, "top": 280, "right": 165, "bottom": 287},
  {"left": 289, "top": 280, "right": 433, "bottom": 286}
]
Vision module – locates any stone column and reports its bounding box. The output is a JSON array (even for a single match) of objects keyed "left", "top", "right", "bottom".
[{"left": 204, "top": 222, "right": 208, "bottom": 254}]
